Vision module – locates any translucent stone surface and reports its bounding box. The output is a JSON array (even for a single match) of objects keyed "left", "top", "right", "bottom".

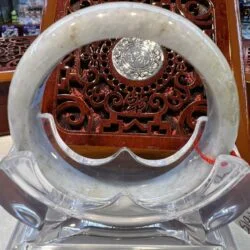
[{"left": 2, "top": 3, "right": 244, "bottom": 226}]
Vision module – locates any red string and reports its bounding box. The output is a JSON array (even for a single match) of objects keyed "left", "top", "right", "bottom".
[
  {"left": 194, "top": 145, "right": 216, "bottom": 165},
  {"left": 192, "top": 131, "right": 215, "bottom": 165},
  {"left": 230, "top": 150, "right": 238, "bottom": 157},
  {"left": 193, "top": 141, "right": 239, "bottom": 165},
  {"left": 190, "top": 125, "right": 241, "bottom": 165}
]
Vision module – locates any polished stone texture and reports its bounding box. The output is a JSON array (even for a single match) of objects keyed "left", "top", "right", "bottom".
[{"left": 6, "top": 3, "right": 240, "bottom": 225}]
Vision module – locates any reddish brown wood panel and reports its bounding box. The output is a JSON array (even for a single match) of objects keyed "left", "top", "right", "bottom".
[
  {"left": 0, "top": 83, "right": 9, "bottom": 136},
  {"left": 0, "top": 36, "right": 35, "bottom": 135},
  {"left": 0, "top": 37, "right": 35, "bottom": 72},
  {"left": 41, "top": 0, "right": 250, "bottom": 159},
  {"left": 42, "top": 0, "right": 219, "bottom": 156}
]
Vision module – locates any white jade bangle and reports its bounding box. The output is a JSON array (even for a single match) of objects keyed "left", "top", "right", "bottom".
[{"left": 7, "top": 3, "right": 239, "bottom": 223}]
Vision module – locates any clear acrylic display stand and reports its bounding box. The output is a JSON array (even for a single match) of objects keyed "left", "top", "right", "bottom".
[{"left": 1, "top": 3, "right": 250, "bottom": 249}]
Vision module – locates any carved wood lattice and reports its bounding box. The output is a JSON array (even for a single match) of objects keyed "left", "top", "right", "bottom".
[
  {"left": 42, "top": 0, "right": 214, "bottom": 150},
  {"left": 0, "top": 37, "right": 35, "bottom": 72}
]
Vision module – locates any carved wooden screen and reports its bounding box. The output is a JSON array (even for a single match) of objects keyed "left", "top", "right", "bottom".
[
  {"left": 41, "top": 0, "right": 232, "bottom": 157},
  {"left": 0, "top": 36, "right": 35, "bottom": 72},
  {"left": 0, "top": 36, "right": 35, "bottom": 136}
]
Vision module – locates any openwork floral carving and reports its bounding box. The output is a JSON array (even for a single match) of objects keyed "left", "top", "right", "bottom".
[
  {"left": 52, "top": 39, "right": 207, "bottom": 136},
  {"left": 43, "top": 0, "right": 213, "bottom": 149},
  {"left": 0, "top": 37, "right": 35, "bottom": 71},
  {"left": 67, "top": 0, "right": 215, "bottom": 40}
]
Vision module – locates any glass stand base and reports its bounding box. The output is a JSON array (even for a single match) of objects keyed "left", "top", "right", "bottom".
[{"left": 7, "top": 214, "right": 237, "bottom": 250}]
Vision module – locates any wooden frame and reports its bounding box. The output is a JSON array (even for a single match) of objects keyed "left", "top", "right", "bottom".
[
  {"left": 39, "top": 0, "right": 250, "bottom": 162},
  {"left": 225, "top": 0, "right": 250, "bottom": 162},
  {"left": 0, "top": 71, "right": 13, "bottom": 84}
]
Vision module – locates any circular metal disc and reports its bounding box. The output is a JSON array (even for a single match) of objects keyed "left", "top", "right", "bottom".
[{"left": 112, "top": 37, "right": 164, "bottom": 81}]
